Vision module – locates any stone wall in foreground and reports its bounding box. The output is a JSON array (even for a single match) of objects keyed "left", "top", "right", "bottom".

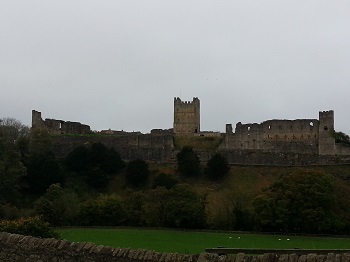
[{"left": 1, "top": 232, "right": 350, "bottom": 262}]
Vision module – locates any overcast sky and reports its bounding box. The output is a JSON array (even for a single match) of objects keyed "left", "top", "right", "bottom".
[{"left": 1, "top": 1, "right": 349, "bottom": 133}]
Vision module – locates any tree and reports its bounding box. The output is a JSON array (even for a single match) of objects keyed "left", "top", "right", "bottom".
[
  {"left": 164, "top": 184, "right": 206, "bottom": 229},
  {"left": 0, "top": 149, "right": 26, "bottom": 204},
  {"left": 25, "top": 151, "right": 64, "bottom": 194},
  {"left": 332, "top": 130, "right": 350, "bottom": 146},
  {"left": 80, "top": 194, "right": 126, "bottom": 226},
  {"left": 122, "top": 191, "right": 146, "bottom": 226},
  {"left": 176, "top": 146, "right": 200, "bottom": 177},
  {"left": 66, "top": 143, "right": 124, "bottom": 173},
  {"left": 205, "top": 153, "right": 230, "bottom": 180},
  {"left": 0, "top": 118, "right": 28, "bottom": 204},
  {"left": 152, "top": 173, "right": 178, "bottom": 189},
  {"left": 35, "top": 184, "right": 80, "bottom": 226},
  {"left": 125, "top": 159, "right": 149, "bottom": 187},
  {"left": 65, "top": 143, "right": 125, "bottom": 190},
  {"left": 253, "top": 170, "right": 338, "bottom": 233},
  {"left": 0, "top": 117, "right": 29, "bottom": 147}
]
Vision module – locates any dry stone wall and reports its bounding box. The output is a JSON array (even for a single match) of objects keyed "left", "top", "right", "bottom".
[{"left": 1, "top": 232, "right": 350, "bottom": 262}]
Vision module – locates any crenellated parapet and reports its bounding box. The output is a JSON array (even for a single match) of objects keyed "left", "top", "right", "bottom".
[{"left": 173, "top": 97, "right": 200, "bottom": 134}]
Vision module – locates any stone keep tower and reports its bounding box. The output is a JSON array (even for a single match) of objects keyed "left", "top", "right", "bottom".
[
  {"left": 173, "top": 97, "right": 200, "bottom": 134},
  {"left": 318, "top": 110, "right": 335, "bottom": 155}
]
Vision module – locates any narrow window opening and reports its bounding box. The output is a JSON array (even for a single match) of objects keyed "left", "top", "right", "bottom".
[{"left": 324, "top": 126, "right": 328, "bottom": 130}]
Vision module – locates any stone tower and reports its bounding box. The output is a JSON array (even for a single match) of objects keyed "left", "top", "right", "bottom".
[
  {"left": 173, "top": 97, "right": 200, "bottom": 134},
  {"left": 32, "top": 110, "right": 44, "bottom": 129},
  {"left": 318, "top": 110, "right": 335, "bottom": 155}
]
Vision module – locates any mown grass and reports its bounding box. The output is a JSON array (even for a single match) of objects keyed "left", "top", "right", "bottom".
[{"left": 56, "top": 228, "right": 350, "bottom": 254}]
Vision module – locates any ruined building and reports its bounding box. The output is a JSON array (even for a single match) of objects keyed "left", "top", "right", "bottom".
[
  {"left": 32, "top": 97, "right": 350, "bottom": 164},
  {"left": 222, "top": 110, "right": 347, "bottom": 156},
  {"left": 32, "top": 110, "right": 91, "bottom": 134},
  {"left": 173, "top": 97, "right": 200, "bottom": 134}
]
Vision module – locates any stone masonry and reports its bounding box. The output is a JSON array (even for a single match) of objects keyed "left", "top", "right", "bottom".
[
  {"left": 1, "top": 232, "right": 350, "bottom": 262},
  {"left": 173, "top": 97, "right": 200, "bottom": 135},
  {"left": 32, "top": 110, "right": 91, "bottom": 135}
]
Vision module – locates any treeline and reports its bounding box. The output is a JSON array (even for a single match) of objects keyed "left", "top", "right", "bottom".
[{"left": 1, "top": 118, "right": 350, "bottom": 236}]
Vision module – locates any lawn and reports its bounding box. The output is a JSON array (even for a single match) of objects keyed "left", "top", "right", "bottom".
[{"left": 56, "top": 228, "right": 350, "bottom": 254}]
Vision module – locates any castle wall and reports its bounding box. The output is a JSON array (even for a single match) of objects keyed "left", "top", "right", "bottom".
[
  {"left": 173, "top": 97, "right": 200, "bottom": 134},
  {"left": 318, "top": 111, "right": 335, "bottom": 155},
  {"left": 50, "top": 134, "right": 350, "bottom": 166},
  {"left": 32, "top": 110, "right": 91, "bottom": 134},
  {"left": 51, "top": 134, "right": 174, "bottom": 162},
  {"left": 224, "top": 119, "right": 319, "bottom": 154}
]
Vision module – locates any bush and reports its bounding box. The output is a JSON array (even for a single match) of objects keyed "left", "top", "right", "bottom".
[
  {"left": 35, "top": 184, "right": 80, "bottom": 226},
  {"left": 125, "top": 159, "right": 149, "bottom": 187},
  {"left": 176, "top": 147, "right": 200, "bottom": 177},
  {"left": 153, "top": 173, "right": 179, "bottom": 189},
  {"left": 164, "top": 184, "right": 206, "bottom": 229},
  {"left": 205, "top": 153, "right": 230, "bottom": 180},
  {"left": 80, "top": 194, "right": 126, "bottom": 226},
  {"left": 0, "top": 217, "right": 59, "bottom": 238}
]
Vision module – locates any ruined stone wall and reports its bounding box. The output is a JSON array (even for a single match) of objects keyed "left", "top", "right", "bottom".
[
  {"left": 1, "top": 232, "right": 350, "bottom": 262},
  {"left": 173, "top": 97, "right": 200, "bottom": 134},
  {"left": 223, "top": 111, "right": 341, "bottom": 156},
  {"left": 224, "top": 119, "right": 319, "bottom": 154},
  {"left": 318, "top": 111, "right": 335, "bottom": 155},
  {"left": 51, "top": 134, "right": 174, "bottom": 162},
  {"left": 51, "top": 135, "right": 350, "bottom": 166},
  {"left": 32, "top": 110, "right": 91, "bottom": 134}
]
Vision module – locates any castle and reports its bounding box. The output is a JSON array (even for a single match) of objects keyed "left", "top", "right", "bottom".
[
  {"left": 31, "top": 98, "right": 350, "bottom": 165},
  {"left": 32, "top": 110, "right": 91, "bottom": 135}
]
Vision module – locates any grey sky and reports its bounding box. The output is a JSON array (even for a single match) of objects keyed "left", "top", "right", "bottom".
[{"left": 1, "top": 1, "right": 349, "bottom": 133}]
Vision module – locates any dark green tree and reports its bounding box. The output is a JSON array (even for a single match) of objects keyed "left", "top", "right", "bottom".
[
  {"left": 35, "top": 184, "right": 80, "bottom": 226},
  {"left": 153, "top": 173, "right": 179, "bottom": 189},
  {"left": 332, "top": 130, "right": 350, "bottom": 146},
  {"left": 164, "top": 184, "right": 206, "bottom": 229},
  {"left": 65, "top": 143, "right": 124, "bottom": 190},
  {"left": 176, "top": 146, "right": 200, "bottom": 177},
  {"left": 0, "top": 149, "right": 26, "bottom": 204},
  {"left": 125, "top": 159, "right": 149, "bottom": 187},
  {"left": 80, "top": 194, "right": 126, "bottom": 226},
  {"left": 0, "top": 118, "right": 29, "bottom": 203},
  {"left": 122, "top": 191, "right": 146, "bottom": 226},
  {"left": 205, "top": 153, "right": 230, "bottom": 180},
  {"left": 66, "top": 143, "right": 124, "bottom": 173},
  {"left": 253, "top": 170, "right": 338, "bottom": 233},
  {"left": 26, "top": 151, "right": 64, "bottom": 194},
  {"left": 65, "top": 145, "right": 89, "bottom": 172}
]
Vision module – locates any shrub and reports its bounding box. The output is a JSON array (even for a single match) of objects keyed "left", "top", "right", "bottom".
[
  {"left": 153, "top": 173, "right": 179, "bottom": 189},
  {"left": 0, "top": 216, "right": 59, "bottom": 238},
  {"left": 80, "top": 194, "right": 126, "bottom": 226},
  {"left": 176, "top": 147, "right": 200, "bottom": 177},
  {"left": 205, "top": 153, "right": 230, "bottom": 180},
  {"left": 125, "top": 159, "right": 149, "bottom": 187}
]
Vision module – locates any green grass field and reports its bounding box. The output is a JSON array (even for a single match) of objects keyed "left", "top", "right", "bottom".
[{"left": 56, "top": 228, "right": 350, "bottom": 254}]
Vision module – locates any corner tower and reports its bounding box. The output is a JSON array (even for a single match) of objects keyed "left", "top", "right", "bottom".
[
  {"left": 318, "top": 110, "right": 335, "bottom": 155},
  {"left": 173, "top": 97, "right": 200, "bottom": 134},
  {"left": 31, "top": 110, "right": 45, "bottom": 129}
]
